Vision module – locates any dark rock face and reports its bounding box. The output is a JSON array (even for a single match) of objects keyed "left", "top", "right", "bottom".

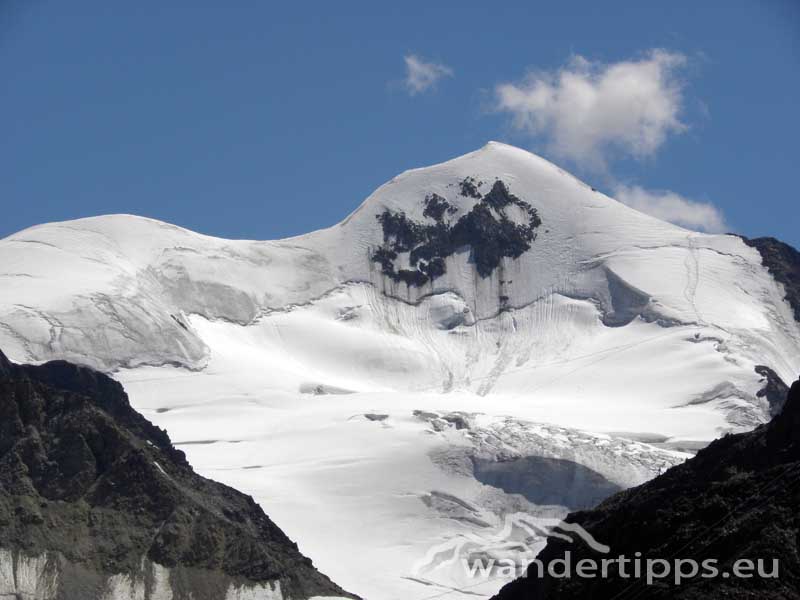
[
  {"left": 372, "top": 178, "right": 542, "bottom": 286},
  {"left": 492, "top": 378, "right": 800, "bottom": 600},
  {"left": 458, "top": 176, "right": 483, "bottom": 199},
  {"left": 755, "top": 365, "right": 790, "bottom": 417},
  {"left": 0, "top": 349, "right": 352, "bottom": 599},
  {"left": 422, "top": 193, "right": 458, "bottom": 222},
  {"left": 742, "top": 236, "right": 800, "bottom": 324}
]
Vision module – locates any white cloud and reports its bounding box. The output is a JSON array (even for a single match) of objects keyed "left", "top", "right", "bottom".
[
  {"left": 613, "top": 184, "right": 728, "bottom": 233},
  {"left": 404, "top": 54, "right": 453, "bottom": 95},
  {"left": 495, "top": 50, "right": 687, "bottom": 170}
]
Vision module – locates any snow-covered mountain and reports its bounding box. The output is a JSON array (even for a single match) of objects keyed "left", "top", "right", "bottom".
[{"left": 1, "top": 142, "right": 798, "bottom": 599}]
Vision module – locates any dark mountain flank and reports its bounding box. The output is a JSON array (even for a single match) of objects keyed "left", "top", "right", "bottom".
[
  {"left": 742, "top": 236, "right": 800, "bottom": 324},
  {"left": 0, "top": 349, "right": 352, "bottom": 599},
  {"left": 492, "top": 377, "right": 800, "bottom": 600}
]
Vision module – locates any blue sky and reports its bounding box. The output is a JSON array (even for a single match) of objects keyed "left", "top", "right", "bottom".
[{"left": 2, "top": 1, "right": 799, "bottom": 247}]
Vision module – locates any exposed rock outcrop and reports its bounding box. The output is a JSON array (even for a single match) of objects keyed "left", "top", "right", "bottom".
[
  {"left": 756, "top": 364, "right": 790, "bottom": 417},
  {"left": 372, "top": 178, "right": 542, "bottom": 286},
  {"left": 492, "top": 377, "right": 800, "bottom": 599},
  {"left": 743, "top": 236, "right": 800, "bottom": 323},
  {"left": 0, "top": 350, "right": 352, "bottom": 600}
]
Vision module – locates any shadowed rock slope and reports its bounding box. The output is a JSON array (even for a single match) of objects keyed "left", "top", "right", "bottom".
[
  {"left": 493, "top": 377, "right": 800, "bottom": 600},
  {"left": 743, "top": 236, "right": 800, "bottom": 324},
  {"left": 0, "top": 349, "right": 352, "bottom": 600}
]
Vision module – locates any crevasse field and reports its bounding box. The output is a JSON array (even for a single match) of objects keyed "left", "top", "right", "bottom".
[{"left": 1, "top": 143, "right": 798, "bottom": 599}]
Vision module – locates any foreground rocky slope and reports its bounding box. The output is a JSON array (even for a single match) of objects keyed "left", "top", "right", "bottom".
[
  {"left": 0, "top": 349, "right": 350, "bottom": 600},
  {"left": 493, "top": 377, "right": 800, "bottom": 599}
]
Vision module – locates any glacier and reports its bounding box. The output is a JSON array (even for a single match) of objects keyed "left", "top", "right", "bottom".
[{"left": 0, "top": 142, "right": 798, "bottom": 599}]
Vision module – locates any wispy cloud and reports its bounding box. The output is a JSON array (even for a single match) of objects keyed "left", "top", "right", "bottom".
[
  {"left": 613, "top": 184, "right": 728, "bottom": 233},
  {"left": 404, "top": 54, "right": 453, "bottom": 96},
  {"left": 495, "top": 50, "right": 687, "bottom": 171}
]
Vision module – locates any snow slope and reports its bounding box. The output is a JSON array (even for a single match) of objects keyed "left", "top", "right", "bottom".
[{"left": 1, "top": 142, "right": 798, "bottom": 599}]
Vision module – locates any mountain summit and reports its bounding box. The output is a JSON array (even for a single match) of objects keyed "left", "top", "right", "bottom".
[
  {"left": 0, "top": 143, "right": 798, "bottom": 597},
  {"left": 0, "top": 142, "right": 796, "bottom": 422}
]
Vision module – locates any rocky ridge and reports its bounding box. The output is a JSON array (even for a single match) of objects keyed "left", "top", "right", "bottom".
[
  {"left": 0, "top": 350, "right": 352, "bottom": 600},
  {"left": 492, "top": 376, "right": 800, "bottom": 599}
]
